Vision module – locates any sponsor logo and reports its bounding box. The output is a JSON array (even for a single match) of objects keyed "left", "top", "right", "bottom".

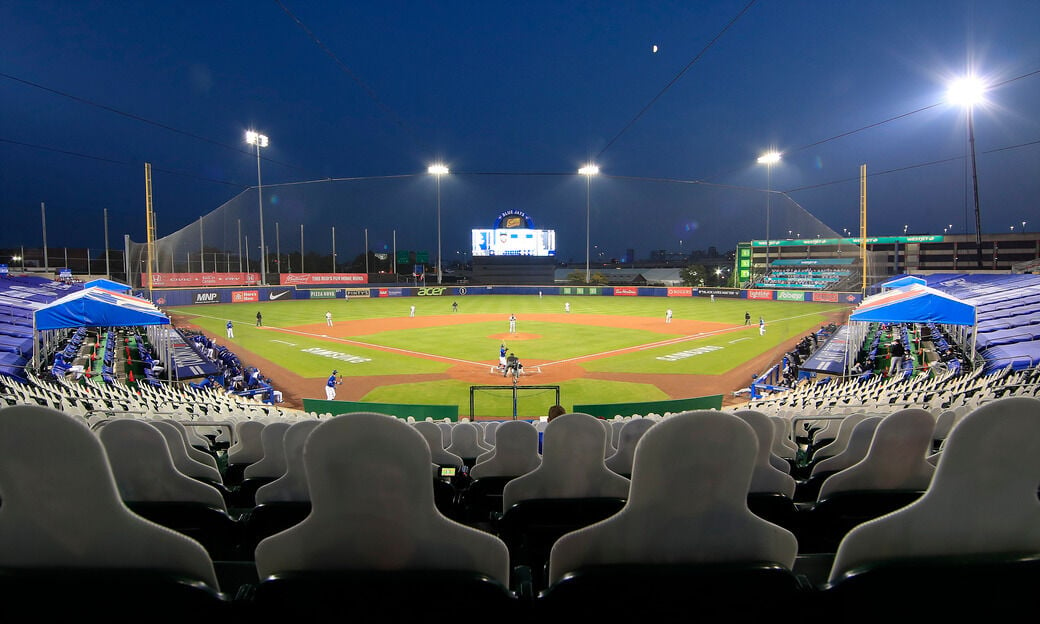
[
  {"left": 614, "top": 287, "right": 638, "bottom": 296},
  {"left": 378, "top": 289, "right": 389, "bottom": 298},
  {"left": 416, "top": 287, "right": 446, "bottom": 296},
  {"left": 696, "top": 288, "right": 740, "bottom": 298},
  {"left": 457, "top": 287, "right": 468, "bottom": 295},
  {"left": 193, "top": 292, "right": 220, "bottom": 304},
  {"left": 667, "top": 287, "right": 693, "bottom": 297},
  {"left": 149, "top": 272, "right": 258, "bottom": 287},
  {"left": 846, "top": 294, "right": 858, "bottom": 302},
  {"left": 280, "top": 273, "right": 368, "bottom": 285},
  {"left": 776, "top": 290, "right": 805, "bottom": 301},
  {"left": 344, "top": 288, "right": 371, "bottom": 297},
  {"left": 232, "top": 290, "right": 259, "bottom": 303},
  {"left": 656, "top": 345, "right": 723, "bottom": 361},
  {"left": 748, "top": 289, "right": 774, "bottom": 300},
  {"left": 309, "top": 289, "right": 338, "bottom": 299},
  {"left": 301, "top": 347, "right": 371, "bottom": 364},
  {"left": 156, "top": 297, "right": 166, "bottom": 305},
  {"left": 268, "top": 289, "right": 292, "bottom": 301},
  {"left": 812, "top": 292, "right": 840, "bottom": 303}
]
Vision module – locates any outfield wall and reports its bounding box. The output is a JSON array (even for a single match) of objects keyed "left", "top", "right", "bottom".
[
  {"left": 574, "top": 394, "right": 724, "bottom": 418},
  {"left": 303, "top": 399, "right": 460, "bottom": 421},
  {"left": 147, "top": 284, "right": 862, "bottom": 306}
]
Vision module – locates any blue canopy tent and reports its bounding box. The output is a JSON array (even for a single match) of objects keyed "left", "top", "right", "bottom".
[
  {"left": 32, "top": 288, "right": 170, "bottom": 368},
  {"left": 846, "top": 284, "right": 977, "bottom": 373},
  {"left": 879, "top": 275, "right": 927, "bottom": 291},
  {"left": 83, "top": 278, "right": 133, "bottom": 293}
]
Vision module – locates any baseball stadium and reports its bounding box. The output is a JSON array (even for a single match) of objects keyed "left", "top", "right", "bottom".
[{"left": 3, "top": 2, "right": 1040, "bottom": 618}]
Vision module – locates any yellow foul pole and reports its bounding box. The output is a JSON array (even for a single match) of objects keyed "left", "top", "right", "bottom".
[{"left": 860, "top": 164, "right": 867, "bottom": 294}]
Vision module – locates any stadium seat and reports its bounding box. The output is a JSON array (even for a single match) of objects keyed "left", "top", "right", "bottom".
[
  {"left": 797, "top": 417, "right": 882, "bottom": 503},
  {"left": 250, "top": 412, "right": 513, "bottom": 616},
  {"left": 542, "top": 411, "right": 799, "bottom": 616},
  {"left": 225, "top": 420, "right": 266, "bottom": 487},
  {"left": 236, "top": 421, "right": 291, "bottom": 508},
  {"left": 604, "top": 418, "right": 654, "bottom": 478},
  {"left": 0, "top": 405, "right": 224, "bottom": 615},
  {"left": 445, "top": 421, "right": 493, "bottom": 467},
  {"left": 822, "top": 397, "right": 1040, "bottom": 616},
  {"left": 733, "top": 410, "right": 796, "bottom": 498}
]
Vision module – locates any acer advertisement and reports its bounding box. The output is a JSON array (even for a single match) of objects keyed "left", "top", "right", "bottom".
[
  {"left": 231, "top": 290, "right": 259, "bottom": 303},
  {"left": 279, "top": 273, "right": 368, "bottom": 285},
  {"left": 146, "top": 272, "right": 259, "bottom": 287}
]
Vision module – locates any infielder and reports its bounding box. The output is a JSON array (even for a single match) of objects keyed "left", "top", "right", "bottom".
[{"left": 326, "top": 369, "right": 341, "bottom": 400}]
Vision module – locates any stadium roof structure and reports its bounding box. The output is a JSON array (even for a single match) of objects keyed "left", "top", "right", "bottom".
[
  {"left": 83, "top": 278, "right": 132, "bottom": 293},
  {"left": 33, "top": 288, "right": 170, "bottom": 331},
  {"left": 849, "top": 284, "right": 976, "bottom": 326}
]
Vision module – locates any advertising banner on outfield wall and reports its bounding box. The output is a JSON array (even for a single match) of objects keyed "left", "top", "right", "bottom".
[
  {"left": 344, "top": 288, "right": 372, "bottom": 298},
  {"left": 667, "top": 287, "right": 693, "bottom": 297},
  {"left": 811, "top": 292, "right": 839, "bottom": 302},
  {"left": 279, "top": 273, "right": 368, "bottom": 285},
  {"left": 776, "top": 290, "right": 807, "bottom": 301},
  {"left": 747, "top": 289, "right": 774, "bottom": 300},
  {"left": 613, "top": 287, "right": 638, "bottom": 296},
  {"left": 695, "top": 288, "right": 741, "bottom": 298},
  {"left": 266, "top": 289, "right": 293, "bottom": 302},
  {"left": 308, "top": 289, "right": 339, "bottom": 299},
  {"left": 378, "top": 288, "right": 405, "bottom": 297},
  {"left": 146, "top": 272, "right": 260, "bottom": 287},
  {"left": 231, "top": 290, "right": 259, "bottom": 303},
  {"left": 193, "top": 292, "right": 220, "bottom": 304}
]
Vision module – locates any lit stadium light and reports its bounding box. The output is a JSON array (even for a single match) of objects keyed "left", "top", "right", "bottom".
[
  {"left": 756, "top": 151, "right": 781, "bottom": 165},
  {"left": 579, "top": 163, "right": 600, "bottom": 283},
  {"left": 947, "top": 74, "right": 988, "bottom": 268},
  {"left": 245, "top": 130, "right": 270, "bottom": 284},
  {"left": 428, "top": 164, "right": 449, "bottom": 283},
  {"left": 946, "top": 76, "right": 986, "bottom": 108}
]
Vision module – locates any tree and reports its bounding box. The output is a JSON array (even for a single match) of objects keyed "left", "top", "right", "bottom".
[
  {"left": 567, "top": 270, "right": 587, "bottom": 284},
  {"left": 589, "top": 272, "right": 610, "bottom": 285},
  {"left": 680, "top": 264, "right": 707, "bottom": 286}
]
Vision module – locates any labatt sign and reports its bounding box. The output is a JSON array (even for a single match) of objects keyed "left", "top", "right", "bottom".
[
  {"left": 279, "top": 273, "right": 368, "bottom": 285},
  {"left": 148, "top": 272, "right": 259, "bottom": 287}
]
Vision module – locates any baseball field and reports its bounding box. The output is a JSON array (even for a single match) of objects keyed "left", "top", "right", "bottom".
[{"left": 167, "top": 294, "right": 851, "bottom": 418}]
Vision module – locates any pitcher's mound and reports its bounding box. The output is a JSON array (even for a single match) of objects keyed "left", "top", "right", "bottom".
[{"left": 489, "top": 333, "right": 541, "bottom": 341}]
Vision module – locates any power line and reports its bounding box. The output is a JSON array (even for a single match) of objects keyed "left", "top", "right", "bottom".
[
  {"left": 596, "top": 0, "right": 759, "bottom": 159},
  {"left": 0, "top": 136, "right": 247, "bottom": 188},
  {"left": 0, "top": 71, "right": 311, "bottom": 174},
  {"left": 274, "top": 0, "right": 430, "bottom": 153},
  {"left": 782, "top": 155, "right": 965, "bottom": 193}
]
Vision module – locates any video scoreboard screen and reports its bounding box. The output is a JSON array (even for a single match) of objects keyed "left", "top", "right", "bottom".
[{"left": 472, "top": 229, "right": 556, "bottom": 257}]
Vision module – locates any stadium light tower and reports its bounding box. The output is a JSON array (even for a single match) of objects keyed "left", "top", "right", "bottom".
[
  {"left": 246, "top": 130, "right": 270, "bottom": 284},
  {"left": 756, "top": 151, "right": 781, "bottom": 271},
  {"left": 578, "top": 164, "right": 600, "bottom": 284},
  {"left": 947, "top": 75, "right": 986, "bottom": 268},
  {"left": 428, "top": 164, "right": 449, "bottom": 284}
]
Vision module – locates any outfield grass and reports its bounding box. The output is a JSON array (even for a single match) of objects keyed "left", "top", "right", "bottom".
[{"left": 169, "top": 295, "right": 850, "bottom": 416}]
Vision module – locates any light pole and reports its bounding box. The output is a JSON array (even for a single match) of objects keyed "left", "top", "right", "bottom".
[
  {"left": 756, "top": 151, "right": 781, "bottom": 272},
  {"left": 947, "top": 76, "right": 986, "bottom": 268},
  {"left": 246, "top": 130, "right": 270, "bottom": 284},
  {"left": 428, "top": 164, "right": 449, "bottom": 284},
  {"left": 578, "top": 164, "right": 599, "bottom": 283}
]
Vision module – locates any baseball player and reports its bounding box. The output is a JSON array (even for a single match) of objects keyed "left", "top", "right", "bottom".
[
  {"left": 759, "top": 317, "right": 766, "bottom": 336},
  {"left": 325, "top": 369, "right": 341, "bottom": 400},
  {"left": 499, "top": 343, "right": 508, "bottom": 370},
  {"left": 409, "top": 304, "right": 416, "bottom": 317},
  {"left": 665, "top": 309, "right": 673, "bottom": 324},
  {"left": 325, "top": 311, "right": 333, "bottom": 327},
  {"left": 565, "top": 302, "right": 570, "bottom": 313},
  {"left": 226, "top": 320, "right": 234, "bottom": 338},
  {"left": 509, "top": 313, "right": 517, "bottom": 334}
]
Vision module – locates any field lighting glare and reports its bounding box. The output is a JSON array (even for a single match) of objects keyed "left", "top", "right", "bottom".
[
  {"left": 756, "top": 151, "right": 781, "bottom": 165},
  {"left": 947, "top": 76, "right": 985, "bottom": 108}
]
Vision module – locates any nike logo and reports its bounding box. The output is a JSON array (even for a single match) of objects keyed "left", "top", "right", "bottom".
[{"left": 269, "top": 291, "right": 290, "bottom": 300}]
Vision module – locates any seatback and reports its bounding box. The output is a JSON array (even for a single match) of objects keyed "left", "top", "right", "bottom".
[
  {"left": 818, "top": 408, "right": 935, "bottom": 501},
  {"left": 829, "top": 397, "right": 1040, "bottom": 582},
  {"left": 256, "top": 420, "right": 322, "bottom": 504},
  {"left": 770, "top": 417, "right": 798, "bottom": 460},
  {"left": 445, "top": 422, "right": 492, "bottom": 465},
  {"left": 483, "top": 421, "right": 500, "bottom": 445},
  {"left": 733, "top": 411, "right": 796, "bottom": 498},
  {"left": 605, "top": 418, "right": 654, "bottom": 477},
  {"left": 161, "top": 419, "right": 219, "bottom": 470},
  {"left": 469, "top": 420, "right": 540, "bottom": 479},
  {"left": 548, "top": 410, "right": 797, "bottom": 584},
  {"left": 811, "top": 413, "right": 869, "bottom": 461},
  {"left": 502, "top": 413, "right": 630, "bottom": 510},
  {"left": 811, "top": 417, "right": 882, "bottom": 477},
  {"left": 228, "top": 420, "right": 266, "bottom": 465},
  {"left": 99, "top": 419, "right": 226, "bottom": 510},
  {"left": 254, "top": 412, "right": 509, "bottom": 584},
  {"left": 413, "top": 421, "right": 463, "bottom": 468},
  {"left": 152, "top": 420, "right": 224, "bottom": 484},
  {"left": 0, "top": 405, "right": 218, "bottom": 588},
  {"left": 244, "top": 421, "right": 291, "bottom": 479}
]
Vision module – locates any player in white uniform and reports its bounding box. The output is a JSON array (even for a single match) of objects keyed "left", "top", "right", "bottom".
[
  {"left": 325, "top": 311, "right": 333, "bottom": 327},
  {"left": 665, "top": 309, "right": 673, "bottom": 323},
  {"left": 509, "top": 314, "right": 517, "bottom": 333}
]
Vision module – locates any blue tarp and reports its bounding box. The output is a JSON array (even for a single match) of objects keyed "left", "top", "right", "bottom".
[
  {"left": 84, "top": 278, "right": 132, "bottom": 293},
  {"left": 850, "top": 284, "right": 976, "bottom": 326},
  {"left": 982, "top": 340, "right": 1040, "bottom": 373},
  {"left": 33, "top": 288, "right": 170, "bottom": 330},
  {"left": 800, "top": 325, "right": 851, "bottom": 374}
]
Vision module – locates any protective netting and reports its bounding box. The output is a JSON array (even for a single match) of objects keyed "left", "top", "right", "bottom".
[{"left": 126, "top": 173, "right": 858, "bottom": 288}]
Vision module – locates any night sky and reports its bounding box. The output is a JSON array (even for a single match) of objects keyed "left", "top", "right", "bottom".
[{"left": 2, "top": 1, "right": 1039, "bottom": 263}]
